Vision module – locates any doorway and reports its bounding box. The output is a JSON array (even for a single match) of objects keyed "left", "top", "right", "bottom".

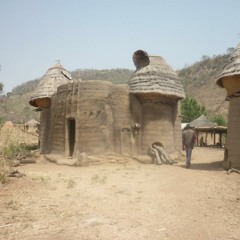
[{"left": 68, "top": 119, "right": 75, "bottom": 157}]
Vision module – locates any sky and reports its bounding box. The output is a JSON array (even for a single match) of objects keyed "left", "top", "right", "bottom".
[{"left": 0, "top": 0, "right": 240, "bottom": 93}]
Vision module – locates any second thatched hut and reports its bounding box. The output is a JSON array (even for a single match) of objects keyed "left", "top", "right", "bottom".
[
  {"left": 129, "top": 50, "right": 185, "bottom": 153},
  {"left": 216, "top": 43, "right": 240, "bottom": 169}
]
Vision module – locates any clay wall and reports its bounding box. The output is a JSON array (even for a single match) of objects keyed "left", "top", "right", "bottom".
[
  {"left": 50, "top": 86, "right": 68, "bottom": 154},
  {"left": 110, "top": 85, "right": 132, "bottom": 155},
  {"left": 39, "top": 108, "right": 51, "bottom": 154},
  {"left": 129, "top": 94, "right": 142, "bottom": 154},
  {"left": 225, "top": 97, "right": 240, "bottom": 168},
  {"left": 75, "top": 81, "right": 114, "bottom": 155},
  {"left": 172, "top": 101, "right": 182, "bottom": 152},
  {"left": 141, "top": 102, "right": 174, "bottom": 153}
]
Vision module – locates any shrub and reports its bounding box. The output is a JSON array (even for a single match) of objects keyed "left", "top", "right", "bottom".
[{"left": 0, "top": 143, "right": 38, "bottom": 184}]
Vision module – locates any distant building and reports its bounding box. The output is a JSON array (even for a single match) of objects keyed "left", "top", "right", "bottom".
[
  {"left": 29, "top": 52, "right": 185, "bottom": 160},
  {"left": 189, "top": 115, "right": 226, "bottom": 147},
  {"left": 24, "top": 119, "right": 40, "bottom": 133}
]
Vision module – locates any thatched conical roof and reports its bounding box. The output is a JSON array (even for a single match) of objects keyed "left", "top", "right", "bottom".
[
  {"left": 24, "top": 119, "right": 39, "bottom": 126},
  {"left": 216, "top": 43, "right": 240, "bottom": 87},
  {"left": 129, "top": 50, "right": 185, "bottom": 101},
  {"left": 3, "top": 121, "right": 14, "bottom": 128},
  {"left": 29, "top": 62, "right": 72, "bottom": 108},
  {"left": 189, "top": 115, "right": 217, "bottom": 128}
]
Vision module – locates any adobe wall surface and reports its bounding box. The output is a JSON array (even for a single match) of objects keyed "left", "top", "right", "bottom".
[
  {"left": 39, "top": 109, "right": 51, "bottom": 153},
  {"left": 141, "top": 102, "right": 175, "bottom": 153},
  {"left": 173, "top": 102, "right": 182, "bottom": 152},
  {"left": 77, "top": 82, "right": 114, "bottom": 155},
  {"left": 39, "top": 80, "right": 183, "bottom": 158},
  {"left": 50, "top": 87, "right": 68, "bottom": 155},
  {"left": 110, "top": 85, "right": 132, "bottom": 155},
  {"left": 225, "top": 97, "right": 240, "bottom": 168},
  {"left": 47, "top": 81, "right": 131, "bottom": 157},
  {"left": 129, "top": 94, "right": 142, "bottom": 154}
]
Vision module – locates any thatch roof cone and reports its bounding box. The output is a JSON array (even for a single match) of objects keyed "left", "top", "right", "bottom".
[
  {"left": 24, "top": 119, "right": 40, "bottom": 126},
  {"left": 29, "top": 62, "right": 73, "bottom": 108},
  {"left": 216, "top": 43, "right": 240, "bottom": 87},
  {"left": 3, "top": 121, "right": 14, "bottom": 128},
  {"left": 189, "top": 115, "right": 217, "bottom": 128},
  {"left": 129, "top": 50, "right": 185, "bottom": 100}
]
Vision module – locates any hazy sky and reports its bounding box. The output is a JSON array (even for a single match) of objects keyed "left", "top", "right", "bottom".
[{"left": 0, "top": 0, "right": 240, "bottom": 93}]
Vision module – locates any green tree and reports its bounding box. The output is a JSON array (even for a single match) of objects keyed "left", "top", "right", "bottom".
[
  {"left": 201, "top": 55, "right": 210, "bottom": 61},
  {"left": 181, "top": 97, "right": 207, "bottom": 122},
  {"left": 0, "top": 82, "right": 4, "bottom": 124},
  {"left": 227, "top": 47, "right": 235, "bottom": 55},
  {"left": 211, "top": 114, "right": 227, "bottom": 126},
  {"left": 0, "top": 82, "right": 3, "bottom": 93}
]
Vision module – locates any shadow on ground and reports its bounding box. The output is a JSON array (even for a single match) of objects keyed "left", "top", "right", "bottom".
[{"left": 178, "top": 161, "right": 225, "bottom": 171}]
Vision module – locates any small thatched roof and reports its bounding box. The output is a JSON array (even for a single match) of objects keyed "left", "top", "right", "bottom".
[
  {"left": 216, "top": 43, "right": 240, "bottom": 87},
  {"left": 128, "top": 50, "right": 185, "bottom": 100},
  {"left": 189, "top": 115, "right": 217, "bottom": 128},
  {"left": 24, "top": 119, "right": 39, "bottom": 126},
  {"left": 29, "top": 62, "right": 73, "bottom": 107},
  {"left": 3, "top": 121, "right": 14, "bottom": 128}
]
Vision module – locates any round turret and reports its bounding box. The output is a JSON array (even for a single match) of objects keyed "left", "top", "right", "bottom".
[
  {"left": 29, "top": 62, "right": 72, "bottom": 108},
  {"left": 129, "top": 50, "right": 185, "bottom": 103}
]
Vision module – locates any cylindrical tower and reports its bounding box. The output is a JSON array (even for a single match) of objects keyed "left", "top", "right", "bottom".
[
  {"left": 129, "top": 50, "right": 185, "bottom": 153},
  {"left": 29, "top": 62, "right": 72, "bottom": 154},
  {"left": 216, "top": 43, "right": 240, "bottom": 169}
]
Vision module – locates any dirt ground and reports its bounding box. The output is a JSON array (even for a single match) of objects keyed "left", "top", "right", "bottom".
[{"left": 0, "top": 147, "right": 240, "bottom": 240}]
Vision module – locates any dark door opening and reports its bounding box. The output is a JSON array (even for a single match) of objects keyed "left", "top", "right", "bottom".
[{"left": 68, "top": 119, "right": 75, "bottom": 157}]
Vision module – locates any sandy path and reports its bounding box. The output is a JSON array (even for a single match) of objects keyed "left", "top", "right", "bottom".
[{"left": 0, "top": 147, "right": 240, "bottom": 240}]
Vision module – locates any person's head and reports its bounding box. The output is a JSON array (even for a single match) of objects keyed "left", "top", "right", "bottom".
[{"left": 185, "top": 124, "right": 191, "bottom": 130}]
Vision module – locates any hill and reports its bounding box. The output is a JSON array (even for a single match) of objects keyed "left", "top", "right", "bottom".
[
  {"left": 178, "top": 53, "right": 230, "bottom": 119},
  {"left": 0, "top": 54, "right": 232, "bottom": 123},
  {"left": 0, "top": 69, "right": 133, "bottom": 123}
]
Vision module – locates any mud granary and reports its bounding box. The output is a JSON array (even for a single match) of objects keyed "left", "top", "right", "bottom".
[
  {"left": 29, "top": 51, "right": 185, "bottom": 159},
  {"left": 216, "top": 43, "right": 240, "bottom": 169}
]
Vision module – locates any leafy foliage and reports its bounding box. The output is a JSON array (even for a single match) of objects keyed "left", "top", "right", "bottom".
[
  {"left": 181, "top": 97, "right": 207, "bottom": 123},
  {"left": 0, "top": 83, "right": 4, "bottom": 124},
  {"left": 0, "top": 82, "right": 3, "bottom": 93},
  {"left": 2, "top": 143, "right": 29, "bottom": 160},
  {"left": 211, "top": 114, "right": 227, "bottom": 126}
]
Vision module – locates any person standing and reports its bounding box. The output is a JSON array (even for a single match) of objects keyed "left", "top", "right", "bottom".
[{"left": 182, "top": 124, "right": 195, "bottom": 168}]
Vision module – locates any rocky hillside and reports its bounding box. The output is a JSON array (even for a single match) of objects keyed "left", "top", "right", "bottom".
[
  {"left": 0, "top": 69, "right": 134, "bottom": 123},
  {"left": 0, "top": 54, "right": 232, "bottom": 123},
  {"left": 178, "top": 54, "right": 230, "bottom": 119}
]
